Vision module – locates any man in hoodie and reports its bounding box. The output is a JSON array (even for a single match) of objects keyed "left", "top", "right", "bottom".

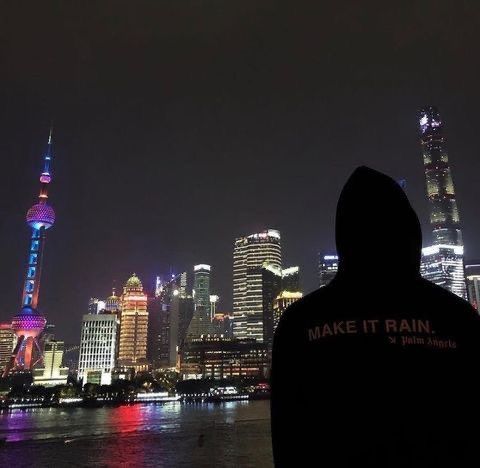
[{"left": 271, "top": 167, "right": 480, "bottom": 467}]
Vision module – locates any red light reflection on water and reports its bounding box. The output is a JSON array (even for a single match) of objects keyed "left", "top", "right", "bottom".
[{"left": 97, "top": 404, "right": 150, "bottom": 467}]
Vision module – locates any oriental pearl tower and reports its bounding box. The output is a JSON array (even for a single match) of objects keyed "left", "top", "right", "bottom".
[{"left": 3, "top": 130, "right": 56, "bottom": 377}]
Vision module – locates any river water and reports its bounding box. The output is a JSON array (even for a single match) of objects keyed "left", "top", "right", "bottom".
[{"left": 0, "top": 400, "right": 273, "bottom": 467}]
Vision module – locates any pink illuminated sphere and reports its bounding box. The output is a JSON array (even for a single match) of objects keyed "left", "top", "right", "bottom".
[
  {"left": 11, "top": 306, "right": 46, "bottom": 338},
  {"left": 26, "top": 203, "right": 55, "bottom": 229}
]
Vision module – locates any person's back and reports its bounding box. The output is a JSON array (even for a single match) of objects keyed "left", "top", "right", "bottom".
[{"left": 271, "top": 167, "right": 480, "bottom": 467}]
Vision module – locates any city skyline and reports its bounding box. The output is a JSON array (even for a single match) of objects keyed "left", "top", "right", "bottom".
[
  {"left": 2, "top": 3, "right": 480, "bottom": 343},
  {"left": 0, "top": 108, "right": 479, "bottom": 343}
]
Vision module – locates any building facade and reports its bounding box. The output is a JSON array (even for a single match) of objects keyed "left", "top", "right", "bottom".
[
  {"left": 117, "top": 274, "right": 149, "bottom": 369},
  {"left": 0, "top": 324, "right": 15, "bottom": 371},
  {"left": 273, "top": 291, "right": 303, "bottom": 332},
  {"left": 318, "top": 252, "right": 338, "bottom": 287},
  {"left": 421, "top": 245, "right": 467, "bottom": 299},
  {"left": 418, "top": 106, "right": 467, "bottom": 299},
  {"left": 261, "top": 265, "right": 282, "bottom": 349},
  {"left": 233, "top": 229, "right": 282, "bottom": 342},
  {"left": 148, "top": 272, "right": 194, "bottom": 369},
  {"left": 262, "top": 265, "right": 301, "bottom": 350},
  {"left": 180, "top": 337, "right": 269, "bottom": 380},
  {"left": 187, "top": 265, "right": 213, "bottom": 338},
  {"left": 32, "top": 340, "right": 69, "bottom": 386},
  {"left": 78, "top": 313, "right": 119, "bottom": 385},
  {"left": 465, "top": 262, "right": 480, "bottom": 311}
]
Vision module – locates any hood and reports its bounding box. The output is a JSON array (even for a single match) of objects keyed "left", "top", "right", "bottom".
[{"left": 335, "top": 166, "right": 422, "bottom": 282}]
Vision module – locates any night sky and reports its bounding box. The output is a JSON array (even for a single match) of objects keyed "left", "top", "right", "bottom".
[{"left": 1, "top": 1, "right": 479, "bottom": 343}]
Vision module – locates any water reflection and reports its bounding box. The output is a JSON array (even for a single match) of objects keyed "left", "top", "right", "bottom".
[{"left": 0, "top": 401, "right": 273, "bottom": 467}]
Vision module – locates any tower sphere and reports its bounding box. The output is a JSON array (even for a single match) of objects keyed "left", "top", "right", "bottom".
[
  {"left": 11, "top": 306, "right": 46, "bottom": 338},
  {"left": 40, "top": 173, "right": 51, "bottom": 184},
  {"left": 26, "top": 203, "right": 55, "bottom": 229}
]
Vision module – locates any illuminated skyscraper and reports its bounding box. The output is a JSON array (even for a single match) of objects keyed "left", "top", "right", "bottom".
[
  {"left": 147, "top": 272, "right": 193, "bottom": 369},
  {"left": 3, "top": 130, "right": 56, "bottom": 377},
  {"left": 187, "top": 265, "right": 213, "bottom": 338},
  {"left": 419, "top": 106, "right": 462, "bottom": 246},
  {"left": 419, "top": 106, "right": 467, "bottom": 299},
  {"left": 78, "top": 313, "right": 119, "bottom": 384},
  {"left": 117, "top": 274, "right": 149, "bottom": 369},
  {"left": 318, "top": 252, "right": 338, "bottom": 287},
  {"left": 0, "top": 324, "right": 15, "bottom": 371},
  {"left": 233, "top": 229, "right": 282, "bottom": 342},
  {"left": 262, "top": 265, "right": 302, "bottom": 349}
]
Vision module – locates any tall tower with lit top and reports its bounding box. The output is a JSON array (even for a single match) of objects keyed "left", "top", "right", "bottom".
[
  {"left": 3, "top": 130, "right": 55, "bottom": 377},
  {"left": 419, "top": 106, "right": 462, "bottom": 246},
  {"left": 419, "top": 107, "right": 467, "bottom": 299}
]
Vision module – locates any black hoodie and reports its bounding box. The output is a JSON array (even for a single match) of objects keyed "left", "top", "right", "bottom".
[{"left": 271, "top": 167, "right": 480, "bottom": 467}]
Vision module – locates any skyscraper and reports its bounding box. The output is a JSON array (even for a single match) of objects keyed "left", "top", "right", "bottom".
[
  {"left": 262, "top": 265, "right": 302, "bottom": 350},
  {"left": 419, "top": 106, "right": 462, "bottom": 246},
  {"left": 261, "top": 264, "right": 282, "bottom": 349},
  {"left": 233, "top": 229, "right": 282, "bottom": 342},
  {"left": 419, "top": 106, "right": 467, "bottom": 299},
  {"left": 318, "top": 252, "right": 338, "bottom": 287},
  {"left": 147, "top": 272, "right": 193, "bottom": 369},
  {"left": 117, "top": 274, "right": 149, "bottom": 369},
  {"left": 3, "top": 130, "right": 56, "bottom": 377},
  {"left": 187, "top": 264, "right": 212, "bottom": 338},
  {"left": 465, "top": 262, "right": 480, "bottom": 311},
  {"left": 0, "top": 324, "right": 15, "bottom": 371},
  {"left": 78, "top": 313, "right": 119, "bottom": 384}
]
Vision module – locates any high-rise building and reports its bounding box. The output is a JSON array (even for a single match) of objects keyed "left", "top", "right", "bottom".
[
  {"left": 273, "top": 291, "right": 303, "bottom": 332},
  {"left": 0, "top": 324, "right": 15, "bottom": 371},
  {"left": 318, "top": 252, "right": 338, "bottom": 287},
  {"left": 180, "top": 337, "right": 269, "bottom": 380},
  {"left": 147, "top": 272, "right": 193, "bottom": 369},
  {"left": 117, "top": 274, "right": 149, "bottom": 369},
  {"left": 193, "top": 264, "right": 211, "bottom": 309},
  {"left": 187, "top": 264, "right": 213, "bottom": 338},
  {"left": 421, "top": 245, "right": 467, "bottom": 299},
  {"left": 419, "top": 106, "right": 467, "bottom": 299},
  {"left": 32, "top": 340, "right": 69, "bottom": 386},
  {"left": 233, "top": 229, "right": 282, "bottom": 342},
  {"left": 419, "top": 106, "right": 462, "bottom": 246},
  {"left": 3, "top": 130, "right": 56, "bottom": 377},
  {"left": 262, "top": 265, "right": 282, "bottom": 349},
  {"left": 262, "top": 265, "right": 302, "bottom": 349},
  {"left": 465, "top": 262, "right": 480, "bottom": 311},
  {"left": 78, "top": 313, "right": 119, "bottom": 385}
]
